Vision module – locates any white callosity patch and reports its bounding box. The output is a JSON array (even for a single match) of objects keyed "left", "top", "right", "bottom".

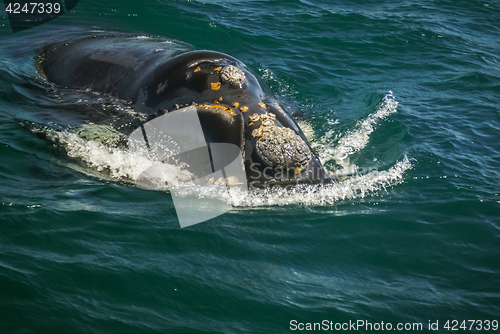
[
  {"left": 220, "top": 65, "right": 246, "bottom": 85},
  {"left": 76, "top": 124, "right": 126, "bottom": 146},
  {"left": 251, "top": 113, "right": 311, "bottom": 170}
]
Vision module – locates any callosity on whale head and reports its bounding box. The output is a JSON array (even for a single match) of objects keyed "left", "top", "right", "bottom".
[{"left": 35, "top": 35, "right": 328, "bottom": 186}]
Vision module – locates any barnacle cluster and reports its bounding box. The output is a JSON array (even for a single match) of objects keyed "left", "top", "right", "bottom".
[
  {"left": 250, "top": 113, "right": 311, "bottom": 172},
  {"left": 220, "top": 65, "right": 246, "bottom": 85}
]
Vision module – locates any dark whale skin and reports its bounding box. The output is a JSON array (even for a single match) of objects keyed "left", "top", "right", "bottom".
[{"left": 35, "top": 35, "right": 328, "bottom": 184}]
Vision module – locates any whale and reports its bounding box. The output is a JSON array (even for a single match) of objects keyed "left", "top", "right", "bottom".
[{"left": 35, "top": 34, "right": 328, "bottom": 186}]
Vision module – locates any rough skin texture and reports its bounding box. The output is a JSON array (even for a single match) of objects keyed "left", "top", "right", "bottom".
[
  {"left": 251, "top": 113, "right": 311, "bottom": 171},
  {"left": 220, "top": 65, "right": 246, "bottom": 85}
]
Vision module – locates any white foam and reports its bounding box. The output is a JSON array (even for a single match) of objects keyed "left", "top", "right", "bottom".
[
  {"left": 229, "top": 155, "right": 411, "bottom": 207},
  {"left": 316, "top": 92, "right": 399, "bottom": 165},
  {"left": 45, "top": 130, "right": 193, "bottom": 187},
  {"left": 164, "top": 154, "right": 411, "bottom": 207},
  {"left": 40, "top": 91, "right": 410, "bottom": 207}
]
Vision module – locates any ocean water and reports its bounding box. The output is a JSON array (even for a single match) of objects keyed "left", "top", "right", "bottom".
[{"left": 0, "top": 0, "right": 499, "bottom": 333}]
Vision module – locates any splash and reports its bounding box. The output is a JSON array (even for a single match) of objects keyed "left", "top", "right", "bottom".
[
  {"left": 43, "top": 129, "right": 194, "bottom": 187},
  {"left": 317, "top": 92, "right": 399, "bottom": 166},
  {"left": 38, "top": 91, "right": 410, "bottom": 207},
  {"left": 231, "top": 155, "right": 411, "bottom": 207}
]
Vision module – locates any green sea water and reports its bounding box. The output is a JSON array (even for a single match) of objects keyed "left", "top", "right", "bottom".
[{"left": 0, "top": 0, "right": 499, "bottom": 333}]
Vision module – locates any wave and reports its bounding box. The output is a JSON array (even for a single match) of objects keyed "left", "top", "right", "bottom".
[
  {"left": 316, "top": 91, "right": 399, "bottom": 165},
  {"left": 34, "top": 91, "right": 410, "bottom": 207}
]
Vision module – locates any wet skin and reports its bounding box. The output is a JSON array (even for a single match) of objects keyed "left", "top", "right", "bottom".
[{"left": 35, "top": 35, "right": 328, "bottom": 184}]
